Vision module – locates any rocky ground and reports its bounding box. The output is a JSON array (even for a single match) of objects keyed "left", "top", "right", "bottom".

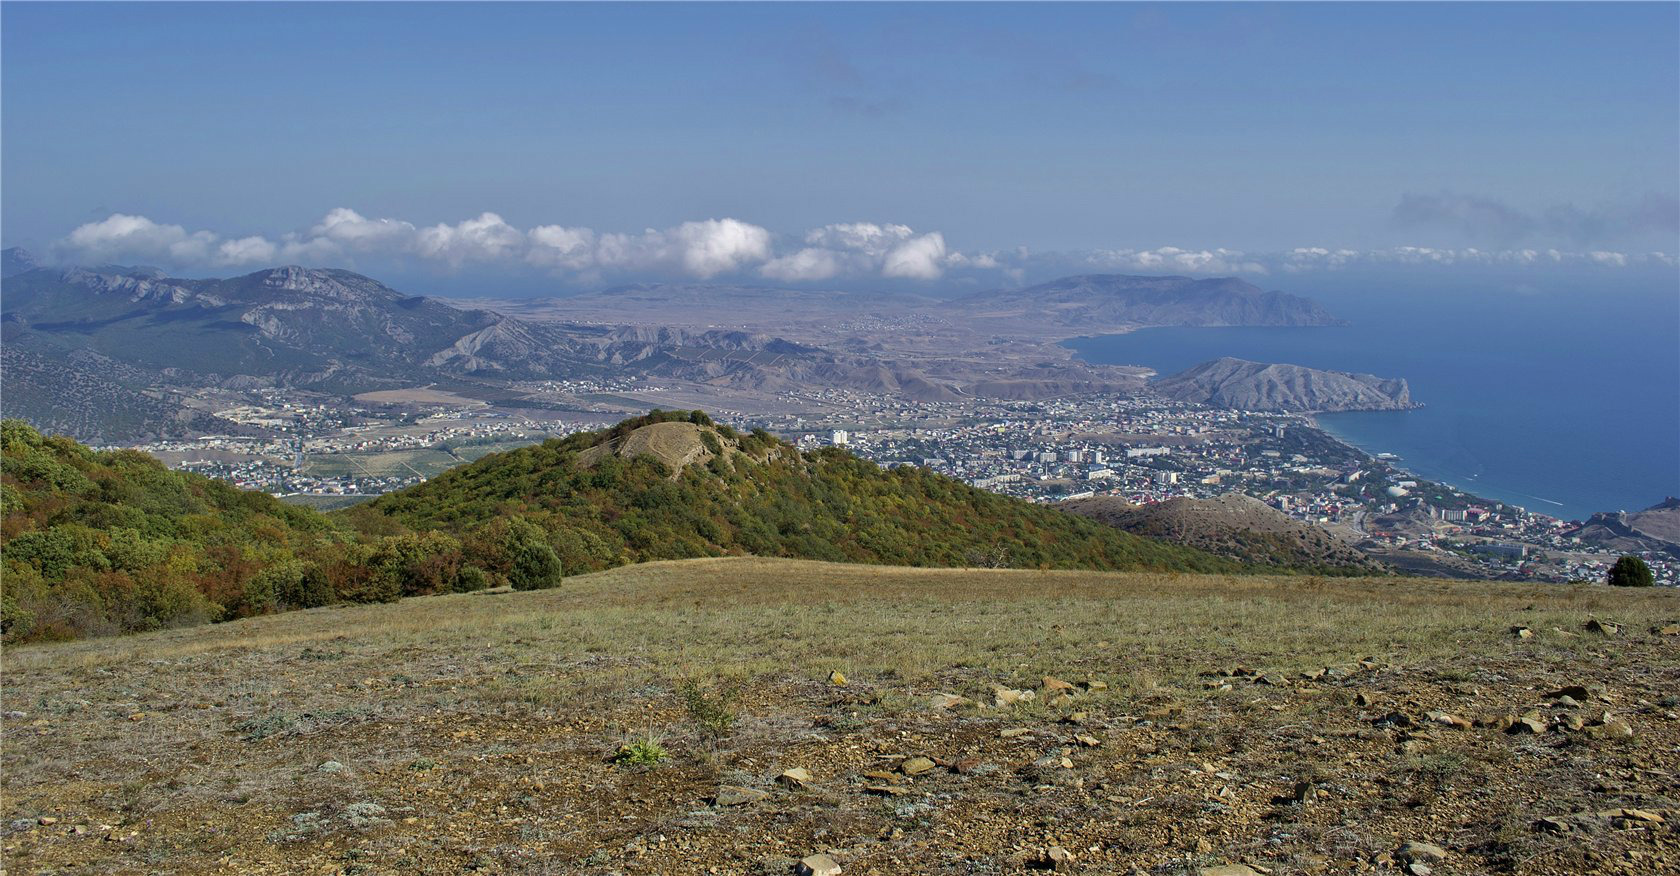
[{"left": 3, "top": 559, "right": 1677, "bottom": 875}]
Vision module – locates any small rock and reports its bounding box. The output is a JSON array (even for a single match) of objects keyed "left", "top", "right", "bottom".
[
  {"left": 127, "top": 713, "right": 145, "bottom": 722},
  {"left": 317, "top": 761, "right": 346, "bottom": 774},
  {"left": 899, "top": 756, "right": 936, "bottom": 776},
  {"left": 1658, "top": 624, "right": 1679, "bottom": 636},
  {"left": 1074, "top": 733, "right": 1101, "bottom": 747},
  {"left": 927, "top": 693, "right": 970, "bottom": 710},
  {"left": 340, "top": 802, "right": 388, "bottom": 828},
  {"left": 1082, "top": 680, "right": 1108, "bottom": 691},
  {"left": 999, "top": 727, "right": 1032, "bottom": 739},
  {"left": 38, "top": 816, "right": 59, "bottom": 826},
  {"left": 1198, "top": 865, "right": 1262, "bottom": 876},
  {"left": 798, "top": 853, "right": 842, "bottom": 876},
  {"left": 714, "top": 786, "right": 768, "bottom": 807},
  {"left": 1354, "top": 692, "right": 1376, "bottom": 707},
  {"left": 778, "top": 768, "right": 813, "bottom": 789},
  {"left": 1511, "top": 625, "right": 1534, "bottom": 639},
  {"left": 1535, "top": 816, "right": 1572, "bottom": 834},
  {"left": 994, "top": 688, "right": 1035, "bottom": 707},
  {"left": 1397, "top": 841, "right": 1447, "bottom": 863},
  {"left": 1546, "top": 685, "right": 1591, "bottom": 701},
  {"left": 1405, "top": 864, "right": 1432, "bottom": 876},
  {"left": 1041, "top": 676, "right": 1076, "bottom": 693},
  {"left": 1042, "top": 846, "right": 1074, "bottom": 869},
  {"left": 864, "top": 784, "right": 909, "bottom": 797},
  {"left": 1426, "top": 711, "right": 1472, "bottom": 730},
  {"left": 1509, "top": 712, "right": 1548, "bottom": 734},
  {"left": 828, "top": 671, "right": 847, "bottom": 686},
  {"left": 1585, "top": 618, "right": 1620, "bottom": 636},
  {"left": 1254, "top": 673, "right": 1288, "bottom": 686},
  {"left": 1290, "top": 780, "right": 1317, "bottom": 803},
  {"left": 1597, "top": 719, "right": 1635, "bottom": 740}
]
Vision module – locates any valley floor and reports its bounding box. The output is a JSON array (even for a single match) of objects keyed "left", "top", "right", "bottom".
[{"left": 3, "top": 559, "right": 1677, "bottom": 875}]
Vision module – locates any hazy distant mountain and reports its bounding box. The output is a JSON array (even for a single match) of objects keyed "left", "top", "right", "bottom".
[
  {"left": 1566, "top": 497, "right": 1680, "bottom": 557},
  {"left": 1, "top": 247, "right": 40, "bottom": 279},
  {"left": 1060, "top": 493, "right": 1383, "bottom": 574},
  {"left": 956, "top": 274, "right": 1342, "bottom": 332},
  {"left": 1153, "top": 357, "right": 1413, "bottom": 412}
]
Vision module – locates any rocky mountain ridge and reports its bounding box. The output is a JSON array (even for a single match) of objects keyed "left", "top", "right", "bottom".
[{"left": 1153, "top": 357, "right": 1414, "bottom": 412}]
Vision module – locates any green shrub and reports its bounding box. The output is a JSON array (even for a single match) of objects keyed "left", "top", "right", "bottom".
[{"left": 1608, "top": 555, "right": 1654, "bottom": 587}]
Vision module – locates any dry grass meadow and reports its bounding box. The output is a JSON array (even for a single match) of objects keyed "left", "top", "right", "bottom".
[{"left": 3, "top": 558, "right": 1677, "bottom": 875}]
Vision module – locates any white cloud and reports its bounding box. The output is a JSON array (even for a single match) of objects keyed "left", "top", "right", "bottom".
[
  {"left": 216, "top": 236, "right": 278, "bottom": 265},
  {"left": 415, "top": 212, "right": 525, "bottom": 266},
  {"left": 1085, "top": 246, "right": 1269, "bottom": 275},
  {"left": 52, "top": 209, "right": 1668, "bottom": 284},
  {"left": 59, "top": 214, "right": 216, "bottom": 265},
  {"left": 882, "top": 231, "right": 948, "bottom": 279},
  {"left": 670, "top": 218, "right": 772, "bottom": 278},
  {"left": 760, "top": 247, "right": 844, "bottom": 282}
]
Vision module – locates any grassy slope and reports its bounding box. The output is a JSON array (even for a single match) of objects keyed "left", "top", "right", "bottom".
[
  {"left": 354, "top": 413, "right": 1240, "bottom": 575},
  {"left": 3, "top": 558, "right": 1676, "bottom": 874}
]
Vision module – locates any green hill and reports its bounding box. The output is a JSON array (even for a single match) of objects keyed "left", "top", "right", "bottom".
[
  {"left": 3, "top": 411, "right": 1237, "bottom": 643},
  {"left": 1, "top": 420, "right": 343, "bottom": 641},
  {"left": 352, "top": 410, "right": 1238, "bottom": 576}
]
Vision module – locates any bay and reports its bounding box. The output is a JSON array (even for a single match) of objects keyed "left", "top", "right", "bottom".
[{"left": 1065, "top": 279, "right": 1680, "bottom": 522}]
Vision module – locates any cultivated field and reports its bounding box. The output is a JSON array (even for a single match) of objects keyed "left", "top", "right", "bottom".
[{"left": 3, "top": 559, "right": 1676, "bottom": 875}]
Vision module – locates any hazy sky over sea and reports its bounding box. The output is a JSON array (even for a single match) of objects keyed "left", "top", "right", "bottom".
[{"left": 4, "top": 2, "right": 1676, "bottom": 293}]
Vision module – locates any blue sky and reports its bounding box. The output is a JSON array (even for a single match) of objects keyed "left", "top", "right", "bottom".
[{"left": 3, "top": 2, "right": 1676, "bottom": 293}]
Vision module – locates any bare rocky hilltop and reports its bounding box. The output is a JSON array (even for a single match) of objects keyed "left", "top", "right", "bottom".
[{"left": 1153, "top": 357, "right": 1414, "bottom": 413}]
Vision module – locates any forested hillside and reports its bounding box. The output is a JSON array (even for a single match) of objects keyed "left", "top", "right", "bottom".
[{"left": 355, "top": 410, "right": 1238, "bottom": 575}]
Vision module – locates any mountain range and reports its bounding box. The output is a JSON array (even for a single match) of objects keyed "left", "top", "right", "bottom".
[
  {"left": 0, "top": 250, "right": 1361, "bottom": 442},
  {"left": 955, "top": 274, "right": 1343, "bottom": 333}
]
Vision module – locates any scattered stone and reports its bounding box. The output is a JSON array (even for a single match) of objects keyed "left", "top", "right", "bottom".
[
  {"left": 899, "top": 756, "right": 935, "bottom": 777},
  {"left": 994, "top": 688, "right": 1035, "bottom": 707},
  {"left": 1289, "top": 780, "right": 1317, "bottom": 804},
  {"left": 798, "top": 853, "right": 842, "bottom": 876},
  {"left": 1197, "top": 865, "right": 1262, "bottom": 876},
  {"left": 317, "top": 760, "right": 346, "bottom": 774},
  {"left": 1535, "top": 816, "right": 1572, "bottom": 834},
  {"left": 1041, "top": 676, "right": 1076, "bottom": 693},
  {"left": 1511, "top": 626, "right": 1534, "bottom": 639},
  {"left": 1510, "top": 714, "right": 1548, "bottom": 734},
  {"left": 927, "top": 693, "right": 970, "bottom": 710},
  {"left": 1254, "top": 673, "right": 1288, "bottom": 686},
  {"left": 127, "top": 713, "right": 145, "bottom": 722},
  {"left": 1074, "top": 733, "right": 1101, "bottom": 747},
  {"left": 1405, "top": 863, "right": 1432, "bottom": 876},
  {"left": 778, "top": 768, "right": 813, "bottom": 789},
  {"left": 1546, "top": 685, "right": 1591, "bottom": 701},
  {"left": 1041, "top": 846, "right": 1075, "bottom": 869},
  {"left": 1425, "top": 711, "right": 1472, "bottom": 730},
  {"left": 1598, "top": 808, "right": 1663, "bottom": 824},
  {"left": 1658, "top": 624, "right": 1679, "bottom": 636},
  {"left": 999, "top": 727, "right": 1032, "bottom": 739},
  {"left": 1082, "top": 680, "right": 1108, "bottom": 691},
  {"left": 1397, "top": 841, "right": 1447, "bottom": 863},
  {"left": 38, "top": 816, "right": 58, "bottom": 826},
  {"left": 1585, "top": 619, "right": 1620, "bottom": 636},
  {"left": 714, "top": 786, "right": 768, "bottom": 807},
  {"left": 828, "top": 671, "right": 847, "bottom": 686},
  {"left": 340, "top": 802, "right": 388, "bottom": 828},
  {"left": 864, "top": 784, "right": 909, "bottom": 797},
  {"left": 1354, "top": 692, "right": 1376, "bottom": 707},
  {"left": 951, "top": 757, "right": 982, "bottom": 774},
  {"left": 1373, "top": 711, "right": 1413, "bottom": 729},
  {"left": 1596, "top": 719, "right": 1635, "bottom": 740}
]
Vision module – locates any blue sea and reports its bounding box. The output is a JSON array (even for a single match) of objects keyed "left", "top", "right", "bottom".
[{"left": 1065, "top": 274, "right": 1680, "bottom": 522}]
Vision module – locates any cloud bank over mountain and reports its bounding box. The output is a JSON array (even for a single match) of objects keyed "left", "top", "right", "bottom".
[{"left": 49, "top": 207, "right": 1675, "bottom": 287}]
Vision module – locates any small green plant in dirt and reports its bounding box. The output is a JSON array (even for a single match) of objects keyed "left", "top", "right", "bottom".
[
  {"left": 610, "top": 730, "right": 671, "bottom": 767},
  {"left": 678, "top": 676, "right": 740, "bottom": 748}
]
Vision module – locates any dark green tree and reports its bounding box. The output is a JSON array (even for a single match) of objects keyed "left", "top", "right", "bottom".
[
  {"left": 1607, "top": 555, "right": 1654, "bottom": 588},
  {"left": 508, "top": 533, "right": 564, "bottom": 591}
]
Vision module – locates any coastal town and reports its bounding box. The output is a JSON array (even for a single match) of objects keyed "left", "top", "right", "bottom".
[{"left": 114, "top": 384, "right": 1676, "bottom": 586}]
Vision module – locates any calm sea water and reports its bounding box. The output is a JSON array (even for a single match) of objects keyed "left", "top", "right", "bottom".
[{"left": 1065, "top": 279, "right": 1680, "bottom": 522}]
